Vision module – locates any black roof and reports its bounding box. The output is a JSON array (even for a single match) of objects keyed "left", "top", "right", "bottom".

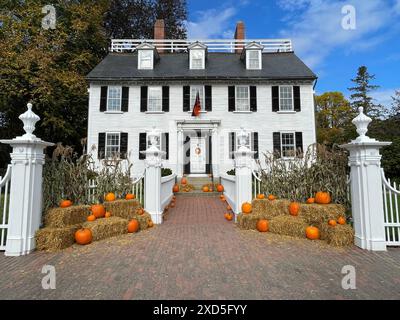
[{"left": 86, "top": 52, "right": 317, "bottom": 81}]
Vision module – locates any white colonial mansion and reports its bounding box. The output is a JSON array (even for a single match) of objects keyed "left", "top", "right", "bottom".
[{"left": 86, "top": 20, "right": 317, "bottom": 178}]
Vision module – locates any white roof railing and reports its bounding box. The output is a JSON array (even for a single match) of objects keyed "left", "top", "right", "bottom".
[{"left": 110, "top": 39, "right": 293, "bottom": 53}]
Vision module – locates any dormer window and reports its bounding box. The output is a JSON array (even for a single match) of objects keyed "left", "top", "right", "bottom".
[
  {"left": 137, "top": 42, "right": 158, "bottom": 70},
  {"left": 242, "top": 42, "right": 263, "bottom": 70},
  {"left": 188, "top": 42, "right": 207, "bottom": 70}
]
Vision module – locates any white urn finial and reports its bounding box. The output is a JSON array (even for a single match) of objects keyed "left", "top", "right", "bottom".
[
  {"left": 18, "top": 103, "right": 40, "bottom": 140},
  {"left": 237, "top": 126, "right": 250, "bottom": 150},
  {"left": 353, "top": 107, "right": 372, "bottom": 142}
]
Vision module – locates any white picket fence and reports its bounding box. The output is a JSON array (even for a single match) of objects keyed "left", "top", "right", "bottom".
[
  {"left": 0, "top": 165, "right": 12, "bottom": 251},
  {"left": 252, "top": 170, "right": 262, "bottom": 198},
  {"left": 381, "top": 169, "right": 400, "bottom": 246},
  {"left": 220, "top": 173, "right": 237, "bottom": 212},
  {"left": 160, "top": 174, "right": 176, "bottom": 211}
]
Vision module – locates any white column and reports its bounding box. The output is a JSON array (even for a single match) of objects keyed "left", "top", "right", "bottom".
[
  {"left": 0, "top": 103, "right": 53, "bottom": 256},
  {"left": 341, "top": 107, "right": 391, "bottom": 251},
  {"left": 211, "top": 125, "right": 219, "bottom": 178},
  {"left": 141, "top": 127, "right": 166, "bottom": 224},
  {"left": 177, "top": 126, "right": 184, "bottom": 178},
  {"left": 233, "top": 127, "right": 254, "bottom": 222}
]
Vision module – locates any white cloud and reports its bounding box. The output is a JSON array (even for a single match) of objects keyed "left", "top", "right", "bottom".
[
  {"left": 395, "top": 0, "right": 400, "bottom": 13},
  {"left": 277, "top": 0, "right": 400, "bottom": 68},
  {"left": 371, "top": 88, "right": 400, "bottom": 108}
]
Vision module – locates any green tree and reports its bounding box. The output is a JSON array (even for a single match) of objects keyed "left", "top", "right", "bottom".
[
  {"left": 348, "top": 66, "right": 383, "bottom": 118},
  {"left": 315, "top": 92, "right": 356, "bottom": 145},
  {"left": 390, "top": 90, "right": 400, "bottom": 117}
]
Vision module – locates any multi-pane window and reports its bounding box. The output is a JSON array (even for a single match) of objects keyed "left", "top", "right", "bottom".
[
  {"left": 107, "top": 86, "right": 121, "bottom": 111},
  {"left": 148, "top": 87, "right": 162, "bottom": 112},
  {"left": 139, "top": 50, "right": 153, "bottom": 69},
  {"left": 105, "top": 133, "right": 120, "bottom": 158},
  {"left": 279, "top": 86, "right": 293, "bottom": 111},
  {"left": 248, "top": 50, "right": 260, "bottom": 69},
  {"left": 190, "top": 85, "right": 204, "bottom": 110},
  {"left": 235, "top": 86, "right": 250, "bottom": 111},
  {"left": 281, "top": 133, "right": 295, "bottom": 158},
  {"left": 191, "top": 50, "right": 204, "bottom": 69}
]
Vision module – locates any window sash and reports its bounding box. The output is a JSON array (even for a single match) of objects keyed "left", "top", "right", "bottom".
[
  {"left": 139, "top": 50, "right": 153, "bottom": 69},
  {"left": 105, "top": 132, "right": 120, "bottom": 158},
  {"left": 190, "top": 50, "right": 204, "bottom": 69},
  {"left": 147, "top": 86, "right": 162, "bottom": 111},
  {"left": 279, "top": 86, "right": 294, "bottom": 111},
  {"left": 107, "top": 86, "right": 121, "bottom": 111},
  {"left": 281, "top": 132, "right": 295, "bottom": 158},
  {"left": 235, "top": 86, "right": 250, "bottom": 111},
  {"left": 190, "top": 86, "right": 205, "bottom": 110},
  {"left": 248, "top": 51, "right": 260, "bottom": 69}
]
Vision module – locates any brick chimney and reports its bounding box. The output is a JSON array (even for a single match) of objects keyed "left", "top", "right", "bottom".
[
  {"left": 154, "top": 19, "right": 165, "bottom": 53},
  {"left": 234, "top": 21, "right": 245, "bottom": 54}
]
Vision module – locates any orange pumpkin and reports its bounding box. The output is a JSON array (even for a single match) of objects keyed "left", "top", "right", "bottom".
[
  {"left": 105, "top": 211, "right": 112, "bottom": 218},
  {"left": 306, "top": 197, "right": 315, "bottom": 204},
  {"left": 315, "top": 191, "right": 331, "bottom": 204},
  {"left": 226, "top": 213, "right": 233, "bottom": 221},
  {"left": 125, "top": 193, "right": 135, "bottom": 200},
  {"left": 306, "top": 226, "right": 320, "bottom": 240},
  {"left": 227, "top": 205, "right": 232, "bottom": 211},
  {"left": 148, "top": 220, "right": 154, "bottom": 228},
  {"left": 181, "top": 177, "right": 187, "bottom": 185},
  {"left": 91, "top": 204, "right": 106, "bottom": 218},
  {"left": 338, "top": 216, "right": 346, "bottom": 225},
  {"left": 257, "top": 219, "right": 269, "bottom": 232},
  {"left": 87, "top": 214, "right": 96, "bottom": 222},
  {"left": 217, "top": 184, "right": 224, "bottom": 192},
  {"left": 127, "top": 219, "right": 139, "bottom": 233},
  {"left": 268, "top": 194, "right": 276, "bottom": 201},
  {"left": 202, "top": 186, "right": 209, "bottom": 192},
  {"left": 220, "top": 194, "right": 224, "bottom": 199},
  {"left": 220, "top": 196, "right": 225, "bottom": 201},
  {"left": 289, "top": 202, "right": 300, "bottom": 216},
  {"left": 173, "top": 184, "right": 180, "bottom": 193},
  {"left": 256, "top": 194, "right": 265, "bottom": 199},
  {"left": 170, "top": 202, "right": 175, "bottom": 208},
  {"left": 75, "top": 228, "right": 92, "bottom": 245},
  {"left": 328, "top": 219, "right": 337, "bottom": 227},
  {"left": 172, "top": 195, "right": 176, "bottom": 200},
  {"left": 105, "top": 193, "right": 116, "bottom": 202},
  {"left": 242, "top": 202, "right": 252, "bottom": 214},
  {"left": 60, "top": 200, "right": 72, "bottom": 208},
  {"left": 137, "top": 208, "right": 144, "bottom": 215}
]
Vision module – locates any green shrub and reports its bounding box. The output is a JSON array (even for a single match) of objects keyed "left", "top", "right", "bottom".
[
  {"left": 161, "top": 168, "right": 173, "bottom": 177},
  {"left": 227, "top": 169, "right": 235, "bottom": 176}
]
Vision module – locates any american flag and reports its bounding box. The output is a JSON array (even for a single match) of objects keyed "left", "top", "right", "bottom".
[{"left": 191, "top": 91, "right": 201, "bottom": 117}]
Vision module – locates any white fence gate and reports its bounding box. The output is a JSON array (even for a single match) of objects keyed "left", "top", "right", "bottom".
[
  {"left": 0, "top": 165, "right": 12, "bottom": 251},
  {"left": 381, "top": 169, "right": 400, "bottom": 246}
]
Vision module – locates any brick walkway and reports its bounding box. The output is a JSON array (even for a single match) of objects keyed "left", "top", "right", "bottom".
[{"left": 0, "top": 196, "right": 400, "bottom": 300}]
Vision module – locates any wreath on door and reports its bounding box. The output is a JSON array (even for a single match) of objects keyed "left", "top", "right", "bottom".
[{"left": 195, "top": 147, "right": 201, "bottom": 155}]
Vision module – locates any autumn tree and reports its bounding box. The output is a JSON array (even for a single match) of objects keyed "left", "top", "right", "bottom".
[{"left": 390, "top": 90, "right": 400, "bottom": 117}]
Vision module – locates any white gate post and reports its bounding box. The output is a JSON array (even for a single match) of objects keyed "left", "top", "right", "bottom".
[
  {"left": 233, "top": 127, "right": 255, "bottom": 222},
  {"left": 0, "top": 103, "right": 54, "bottom": 256},
  {"left": 341, "top": 107, "right": 391, "bottom": 251},
  {"left": 141, "top": 127, "right": 165, "bottom": 224}
]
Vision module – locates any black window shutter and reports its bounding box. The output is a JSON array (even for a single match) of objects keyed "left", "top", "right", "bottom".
[
  {"left": 100, "top": 86, "right": 108, "bottom": 112},
  {"left": 98, "top": 132, "right": 106, "bottom": 159},
  {"left": 139, "top": 132, "right": 147, "bottom": 160},
  {"left": 162, "top": 86, "right": 169, "bottom": 112},
  {"left": 273, "top": 132, "right": 281, "bottom": 158},
  {"left": 295, "top": 132, "right": 303, "bottom": 157},
  {"left": 140, "top": 86, "right": 148, "bottom": 112},
  {"left": 162, "top": 132, "right": 169, "bottom": 160},
  {"left": 250, "top": 86, "right": 257, "bottom": 112},
  {"left": 183, "top": 86, "right": 190, "bottom": 111},
  {"left": 293, "top": 86, "right": 301, "bottom": 112},
  {"left": 252, "top": 132, "right": 259, "bottom": 159},
  {"left": 229, "top": 132, "right": 236, "bottom": 159},
  {"left": 120, "top": 132, "right": 128, "bottom": 159},
  {"left": 228, "top": 86, "right": 235, "bottom": 112},
  {"left": 272, "top": 86, "right": 279, "bottom": 112},
  {"left": 205, "top": 85, "right": 212, "bottom": 111},
  {"left": 121, "top": 87, "right": 129, "bottom": 112}
]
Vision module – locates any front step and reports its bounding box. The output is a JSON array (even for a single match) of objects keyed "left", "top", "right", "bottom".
[
  {"left": 180, "top": 176, "right": 217, "bottom": 190},
  {"left": 175, "top": 190, "right": 221, "bottom": 197}
]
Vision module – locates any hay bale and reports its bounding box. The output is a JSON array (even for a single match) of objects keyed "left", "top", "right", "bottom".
[
  {"left": 269, "top": 215, "right": 308, "bottom": 238},
  {"left": 104, "top": 199, "right": 141, "bottom": 220},
  {"left": 299, "top": 203, "right": 346, "bottom": 225},
  {"left": 252, "top": 199, "right": 291, "bottom": 218},
  {"left": 83, "top": 216, "right": 128, "bottom": 241},
  {"left": 135, "top": 212, "right": 152, "bottom": 230},
  {"left": 36, "top": 224, "right": 82, "bottom": 251},
  {"left": 325, "top": 224, "right": 354, "bottom": 247},
  {"left": 237, "top": 213, "right": 260, "bottom": 230},
  {"left": 45, "top": 205, "right": 91, "bottom": 228}
]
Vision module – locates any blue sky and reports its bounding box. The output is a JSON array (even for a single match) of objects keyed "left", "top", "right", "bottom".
[{"left": 186, "top": 0, "right": 400, "bottom": 108}]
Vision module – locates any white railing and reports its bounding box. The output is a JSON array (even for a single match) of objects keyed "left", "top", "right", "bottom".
[
  {"left": 221, "top": 174, "right": 236, "bottom": 212},
  {"left": 381, "top": 169, "right": 400, "bottom": 246},
  {"left": 87, "top": 172, "right": 145, "bottom": 206},
  {"left": 160, "top": 174, "right": 176, "bottom": 210},
  {"left": 252, "top": 170, "right": 263, "bottom": 199},
  {"left": 110, "top": 39, "right": 293, "bottom": 53},
  {"left": 0, "top": 165, "right": 12, "bottom": 251}
]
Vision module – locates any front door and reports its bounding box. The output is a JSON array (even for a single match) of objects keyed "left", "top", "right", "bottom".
[{"left": 190, "top": 137, "right": 206, "bottom": 173}]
